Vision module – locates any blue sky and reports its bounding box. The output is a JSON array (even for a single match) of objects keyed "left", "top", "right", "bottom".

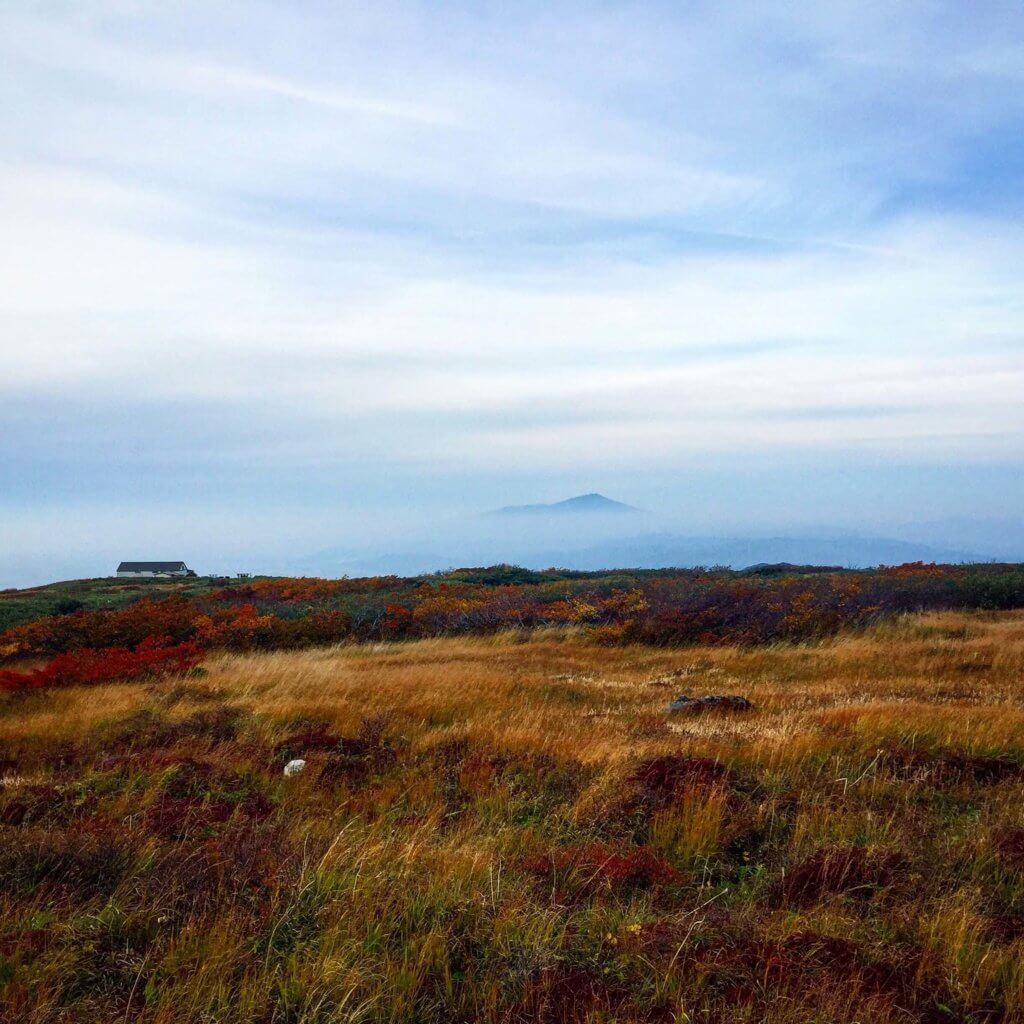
[{"left": 2, "top": 2, "right": 1023, "bottom": 583}]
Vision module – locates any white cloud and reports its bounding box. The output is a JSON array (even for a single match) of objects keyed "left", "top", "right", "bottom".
[{"left": 1, "top": 0, "right": 1022, "bottom": 522}]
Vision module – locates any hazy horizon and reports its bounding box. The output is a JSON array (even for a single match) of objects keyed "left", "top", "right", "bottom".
[
  {"left": 3, "top": 3, "right": 1023, "bottom": 587},
  {"left": 5, "top": 481, "right": 1024, "bottom": 588}
]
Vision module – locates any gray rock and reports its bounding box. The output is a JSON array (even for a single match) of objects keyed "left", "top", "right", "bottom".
[
  {"left": 283, "top": 758, "right": 307, "bottom": 777},
  {"left": 667, "top": 694, "right": 753, "bottom": 714}
]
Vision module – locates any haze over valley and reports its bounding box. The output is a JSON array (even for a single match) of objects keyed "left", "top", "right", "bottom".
[{"left": 289, "top": 493, "right": 1011, "bottom": 580}]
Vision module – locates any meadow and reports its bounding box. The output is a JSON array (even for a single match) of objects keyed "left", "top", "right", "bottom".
[{"left": 3, "top": 595, "right": 1024, "bottom": 1022}]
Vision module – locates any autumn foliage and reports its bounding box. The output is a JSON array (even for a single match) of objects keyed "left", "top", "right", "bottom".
[
  {"left": 0, "top": 637, "right": 204, "bottom": 693},
  {"left": 2, "top": 562, "right": 1024, "bottom": 661}
]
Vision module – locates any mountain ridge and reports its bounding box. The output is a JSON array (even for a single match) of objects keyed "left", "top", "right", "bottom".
[{"left": 489, "top": 492, "right": 639, "bottom": 516}]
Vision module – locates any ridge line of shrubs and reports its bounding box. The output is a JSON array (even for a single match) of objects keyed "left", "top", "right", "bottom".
[{"left": 1, "top": 562, "right": 1023, "bottom": 662}]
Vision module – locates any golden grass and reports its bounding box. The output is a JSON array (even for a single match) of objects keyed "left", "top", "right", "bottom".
[{"left": 180, "top": 609, "right": 1024, "bottom": 766}]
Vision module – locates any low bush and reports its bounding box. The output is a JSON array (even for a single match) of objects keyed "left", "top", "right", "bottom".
[{"left": 0, "top": 636, "right": 204, "bottom": 693}]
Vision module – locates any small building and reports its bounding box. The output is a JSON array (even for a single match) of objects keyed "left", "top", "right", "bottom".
[{"left": 116, "top": 561, "right": 194, "bottom": 578}]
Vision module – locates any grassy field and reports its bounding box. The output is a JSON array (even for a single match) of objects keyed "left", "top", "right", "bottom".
[{"left": 3, "top": 611, "right": 1024, "bottom": 1022}]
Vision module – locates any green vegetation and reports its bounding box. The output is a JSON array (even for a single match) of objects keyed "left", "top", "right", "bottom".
[{"left": 0, "top": 577, "right": 219, "bottom": 633}]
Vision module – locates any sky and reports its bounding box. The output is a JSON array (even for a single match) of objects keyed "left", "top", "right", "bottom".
[{"left": 2, "top": 1, "right": 1023, "bottom": 584}]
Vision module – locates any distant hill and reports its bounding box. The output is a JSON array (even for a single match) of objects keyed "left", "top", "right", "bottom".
[
  {"left": 744, "top": 562, "right": 849, "bottom": 575},
  {"left": 490, "top": 493, "right": 639, "bottom": 516}
]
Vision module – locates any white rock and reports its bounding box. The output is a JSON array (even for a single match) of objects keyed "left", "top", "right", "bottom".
[{"left": 283, "top": 758, "right": 307, "bottom": 778}]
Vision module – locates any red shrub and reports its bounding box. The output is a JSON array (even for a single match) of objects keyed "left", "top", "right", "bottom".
[
  {"left": 987, "top": 911, "right": 1024, "bottom": 942},
  {"left": 883, "top": 745, "right": 1024, "bottom": 786},
  {"left": 519, "top": 966, "right": 619, "bottom": 1024},
  {"left": 273, "top": 722, "right": 342, "bottom": 756},
  {"left": 778, "top": 846, "right": 905, "bottom": 905},
  {"left": 702, "top": 931, "right": 912, "bottom": 1006},
  {"left": 992, "top": 827, "right": 1024, "bottom": 869},
  {"left": 144, "top": 758, "right": 273, "bottom": 840},
  {"left": 767, "top": 932, "right": 866, "bottom": 979},
  {"left": 0, "top": 783, "right": 62, "bottom": 826},
  {"left": 382, "top": 603, "right": 413, "bottom": 637},
  {"left": 0, "top": 928, "right": 53, "bottom": 957},
  {"left": 526, "top": 840, "right": 682, "bottom": 897},
  {"left": 0, "top": 636, "right": 204, "bottom": 693},
  {"left": 146, "top": 796, "right": 235, "bottom": 840},
  {"left": 628, "top": 754, "right": 732, "bottom": 812}
]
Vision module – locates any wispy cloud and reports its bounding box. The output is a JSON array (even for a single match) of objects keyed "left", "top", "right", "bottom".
[
  {"left": 184, "top": 63, "right": 462, "bottom": 126},
  {"left": 1, "top": 1, "right": 1023, "bottom": 582}
]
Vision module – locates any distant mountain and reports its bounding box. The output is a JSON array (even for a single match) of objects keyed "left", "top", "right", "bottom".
[
  {"left": 517, "top": 533, "right": 982, "bottom": 572},
  {"left": 490, "top": 493, "right": 639, "bottom": 516}
]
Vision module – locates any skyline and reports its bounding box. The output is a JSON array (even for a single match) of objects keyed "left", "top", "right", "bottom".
[{"left": 2, "top": 2, "right": 1023, "bottom": 585}]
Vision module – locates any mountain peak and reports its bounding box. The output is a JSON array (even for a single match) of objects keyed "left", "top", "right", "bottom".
[{"left": 491, "top": 493, "right": 639, "bottom": 516}]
